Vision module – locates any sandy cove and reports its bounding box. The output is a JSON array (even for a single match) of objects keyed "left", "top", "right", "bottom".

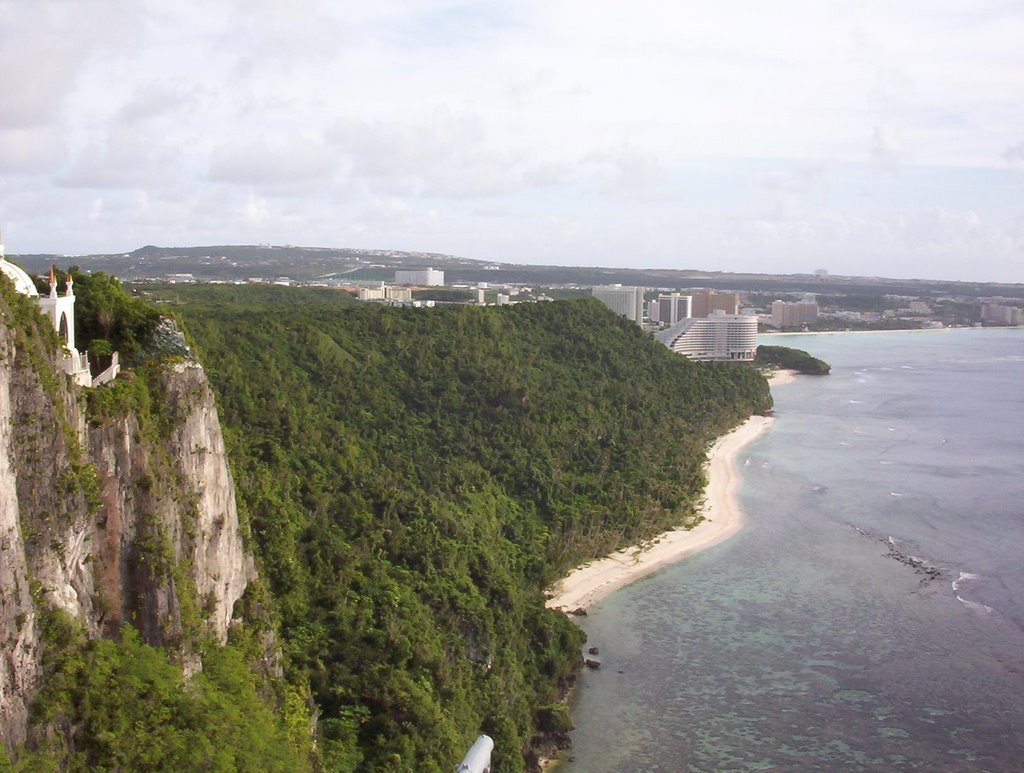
[{"left": 545, "top": 412, "right": 776, "bottom": 612}]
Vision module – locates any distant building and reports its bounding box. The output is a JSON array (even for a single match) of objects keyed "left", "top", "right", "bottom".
[
  {"left": 358, "top": 284, "right": 413, "bottom": 302},
  {"left": 832, "top": 310, "right": 864, "bottom": 322},
  {"left": 981, "top": 303, "right": 1024, "bottom": 326},
  {"left": 496, "top": 293, "right": 511, "bottom": 305},
  {"left": 647, "top": 299, "right": 660, "bottom": 322},
  {"left": 395, "top": 267, "right": 444, "bottom": 286},
  {"left": 655, "top": 310, "right": 758, "bottom": 362},
  {"left": 655, "top": 293, "right": 692, "bottom": 325},
  {"left": 592, "top": 285, "right": 645, "bottom": 324},
  {"left": 771, "top": 297, "right": 818, "bottom": 327},
  {"left": 690, "top": 289, "right": 739, "bottom": 318}
]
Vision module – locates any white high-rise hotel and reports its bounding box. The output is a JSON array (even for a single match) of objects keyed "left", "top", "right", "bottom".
[
  {"left": 655, "top": 310, "right": 758, "bottom": 362},
  {"left": 591, "top": 285, "right": 645, "bottom": 325},
  {"left": 394, "top": 267, "right": 444, "bottom": 286}
]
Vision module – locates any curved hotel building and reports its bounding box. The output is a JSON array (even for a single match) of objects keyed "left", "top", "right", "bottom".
[{"left": 655, "top": 310, "right": 758, "bottom": 362}]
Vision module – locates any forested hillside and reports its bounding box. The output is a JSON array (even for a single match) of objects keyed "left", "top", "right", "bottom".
[{"left": 160, "top": 286, "right": 772, "bottom": 771}]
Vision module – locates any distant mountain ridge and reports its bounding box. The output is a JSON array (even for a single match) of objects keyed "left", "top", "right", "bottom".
[{"left": 10, "top": 244, "right": 1023, "bottom": 298}]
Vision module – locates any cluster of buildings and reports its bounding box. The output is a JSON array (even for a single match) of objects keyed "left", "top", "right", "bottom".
[
  {"left": 591, "top": 285, "right": 758, "bottom": 362},
  {"left": 351, "top": 268, "right": 445, "bottom": 307},
  {"left": 357, "top": 284, "right": 412, "bottom": 302},
  {"left": 354, "top": 268, "right": 548, "bottom": 309},
  {"left": 770, "top": 295, "right": 819, "bottom": 328},
  {"left": 982, "top": 302, "right": 1024, "bottom": 326},
  {"left": 591, "top": 286, "right": 744, "bottom": 327}
]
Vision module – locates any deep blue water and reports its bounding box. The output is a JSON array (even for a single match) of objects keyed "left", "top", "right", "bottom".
[{"left": 562, "top": 328, "right": 1024, "bottom": 772}]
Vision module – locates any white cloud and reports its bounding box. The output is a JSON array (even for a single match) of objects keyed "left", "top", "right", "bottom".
[
  {"left": 1004, "top": 141, "right": 1024, "bottom": 171},
  {"left": 208, "top": 137, "right": 338, "bottom": 187},
  {"left": 328, "top": 109, "right": 521, "bottom": 198},
  {"left": 242, "top": 193, "right": 270, "bottom": 225},
  {"left": 0, "top": 0, "right": 147, "bottom": 128},
  {"left": 870, "top": 126, "right": 904, "bottom": 172},
  {"left": 116, "top": 82, "right": 203, "bottom": 124},
  {"left": 895, "top": 207, "right": 982, "bottom": 250},
  {"left": 1, "top": 0, "right": 1023, "bottom": 281},
  {"left": 0, "top": 127, "right": 66, "bottom": 174},
  {"left": 59, "top": 126, "right": 182, "bottom": 188}
]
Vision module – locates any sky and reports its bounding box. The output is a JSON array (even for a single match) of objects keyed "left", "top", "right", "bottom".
[{"left": 2, "top": 0, "right": 1023, "bottom": 283}]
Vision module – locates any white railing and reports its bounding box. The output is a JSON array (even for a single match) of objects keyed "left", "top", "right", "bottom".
[
  {"left": 91, "top": 351, "right": 120, "bottom": 387},
  {"left": 63, "top": 350, "right": 92, "bottom": 387}
]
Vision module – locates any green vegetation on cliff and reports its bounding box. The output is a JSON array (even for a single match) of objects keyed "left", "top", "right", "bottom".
[
  {"left": 18, "top": 612, "right": 305, "bottom": 772},
  {"left": 0, "top": 276, "right": 307, "bottom": 771},
  {"left": 163, "top": 285, "right": 772, "bottom": 771},
  {"left": 33, "top": 268, "right": 160, "bottom": 363},
  {"left": 756, "top": 344, "right": 831, "bottom": 375},
  {"left": 3, "top": 274, "right": 772, "bottom": 772}
]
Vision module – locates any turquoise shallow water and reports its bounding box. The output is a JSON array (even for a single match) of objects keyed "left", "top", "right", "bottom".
[{"left": 563, "top": 328, "right": 1024, "bottom": 772}]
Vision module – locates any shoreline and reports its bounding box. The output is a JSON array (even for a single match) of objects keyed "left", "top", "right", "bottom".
[
  {"left": 544, "top": 412, "right": 775, "bottom": 612},
  {"left": 762, "top": 326, "right": 971, "bottom": 336}
]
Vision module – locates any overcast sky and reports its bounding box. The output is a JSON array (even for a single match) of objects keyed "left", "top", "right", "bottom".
[{"left": 2, "top": 1, "right": 1022, "bottom": 282}]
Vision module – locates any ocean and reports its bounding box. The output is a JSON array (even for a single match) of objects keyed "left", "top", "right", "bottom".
[{"left": 561, "top": 328, "right": 1024, "bottom": 772}]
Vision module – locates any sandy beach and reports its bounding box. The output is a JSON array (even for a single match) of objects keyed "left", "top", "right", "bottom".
[
  {"left": 767, "top": 369, "right": 797, "bottom": 387},
  {"left": 545, "top": 412, "right": 775, "bottom": 612}
]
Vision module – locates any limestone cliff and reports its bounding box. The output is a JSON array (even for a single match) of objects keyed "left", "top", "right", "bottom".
[{"left": 0, "top": 286, "right": 257, "bottom": 748}]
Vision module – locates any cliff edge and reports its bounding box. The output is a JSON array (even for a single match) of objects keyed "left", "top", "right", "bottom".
[{"left": 0, "top": 284, "right": 256, "bottom": 750}]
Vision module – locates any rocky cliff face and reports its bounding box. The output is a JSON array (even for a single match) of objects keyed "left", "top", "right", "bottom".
[
  {"left": 0, "top": 291, "right": 257, "bottom": 748},
  {"left": 0, "top": 322, "right": 40, "bottom": 751},
  {"left": 85, "top": 361, "right": 256, "bottom": 650}
]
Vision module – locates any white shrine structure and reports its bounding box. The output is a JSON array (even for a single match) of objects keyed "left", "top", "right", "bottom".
[{"left": 0, "top": 231, "right": 119, "bottom": 387}]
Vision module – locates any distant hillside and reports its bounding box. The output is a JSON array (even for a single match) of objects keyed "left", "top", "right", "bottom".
[
  {"left": 162, "top": 285, "right": 772, "bottom": 771},
  {"left": 12, "top": 245, "right": 1024, "bottom": 300}
]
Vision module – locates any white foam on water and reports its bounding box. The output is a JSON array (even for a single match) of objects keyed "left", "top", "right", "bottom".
[
  {"left": 951, "top": 571, "right": 981, "bottom": 592},
  {"left": 955, "top": 595, "right": 993, "bottom": 614}
]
